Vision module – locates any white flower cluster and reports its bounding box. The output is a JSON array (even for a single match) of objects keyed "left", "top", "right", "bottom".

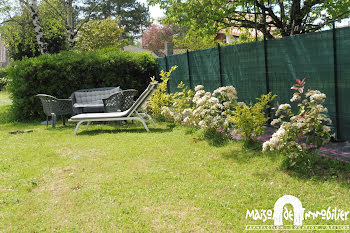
[
  {"left": 161, "top": 106, "right": 182, "bottom": 122},
  {"left": 290, "top": 93, "right": 301, "bottom": 102},
  {"left": 184, "top": 85, "right": 237, "bottom": 133},
  {"left": 194, "top": 85, "right": 204, "bottom": 92},
  {"left": 275, "top": 104, "right": 291, "bottom": 116},
  {"left": 263, "top": 123, "right": 289, "bottom": 151},
  {"left": 265, "top": 85, "right": 332, "bottom": 153},
  {"left": 213, "top": 86, "right": 238, "bottom": 101},
  {"left": 310, "top": 93, "right": 326, "bottom": 103}
]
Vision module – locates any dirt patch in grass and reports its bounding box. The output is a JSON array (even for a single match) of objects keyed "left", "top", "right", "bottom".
[
  {"left": 36, "top": 166, "right": 76, "bottom": 195},
  {"left": 56, "top": 148, "right": 102, "bottom": 160}
]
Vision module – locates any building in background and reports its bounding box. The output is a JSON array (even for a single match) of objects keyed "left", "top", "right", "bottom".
[{"left": 0, "top": 39, "right": 8, "bottom": 67}]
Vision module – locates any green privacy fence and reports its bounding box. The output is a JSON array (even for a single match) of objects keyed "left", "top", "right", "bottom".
[{"left": 157, "top": 26, "right": 350, "bottom": 141}]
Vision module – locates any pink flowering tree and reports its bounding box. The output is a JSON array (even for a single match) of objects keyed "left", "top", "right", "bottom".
[{"left": 141, "top": 24, "right": 176, "bottom": 53}]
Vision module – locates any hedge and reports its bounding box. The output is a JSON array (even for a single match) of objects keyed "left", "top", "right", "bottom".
[{"left": 7, "top": 47, "right": 157, "bottom": 121}]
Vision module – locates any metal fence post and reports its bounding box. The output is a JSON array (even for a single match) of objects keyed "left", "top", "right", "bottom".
[
  {"left": 186, "top": 50, "right": 193, "bottom": 90},
  {"left": 217, "top": 43, "right": 224, "bottom": 87},
  {"left": 263, "top": 35, "right": 272, "bottom": 120},
  {"left": 263, "top": 36, "right": 270, "bottom": 94},
  {"left": 332, "top": 22, "right": 340, "bottom": 140}
]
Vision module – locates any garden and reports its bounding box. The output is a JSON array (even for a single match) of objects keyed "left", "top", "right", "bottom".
[{"left": 0, "top": 48, "right": 350, "bottom": 232}]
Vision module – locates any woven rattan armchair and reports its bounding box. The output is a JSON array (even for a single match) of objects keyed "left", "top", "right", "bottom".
[
  {"left": 36, "top": 94, "right": 73, "bottom": 128},
  {"left": 103, "top": 89, "right": 139, "bottom": 113}
]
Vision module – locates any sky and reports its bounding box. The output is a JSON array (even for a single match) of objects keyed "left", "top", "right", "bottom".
[{"left": 138, "top": 0, "right": 165, "bottom": 21}]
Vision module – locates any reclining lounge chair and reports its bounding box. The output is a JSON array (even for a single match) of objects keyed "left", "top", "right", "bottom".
[{"left": 68, "top": 83, "right": 159, "bottom": 135}]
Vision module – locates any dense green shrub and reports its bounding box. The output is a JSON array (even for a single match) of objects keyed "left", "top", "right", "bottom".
[
  {"left": 230, "top": 93, "right": 276, "bottom": 144},
  {"left": 7, "top": 47, "right": 157, "bottom": 121}
]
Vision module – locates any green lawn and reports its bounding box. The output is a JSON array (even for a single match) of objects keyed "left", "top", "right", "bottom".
[
  {"left": 0, "top": 90, "right": 11, "bottom": 106},
  {"left": 0, "top": 91, "right": 349, "bottom": 232}
]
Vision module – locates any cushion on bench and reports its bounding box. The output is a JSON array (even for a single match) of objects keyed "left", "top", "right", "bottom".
[{"left": 74, "top": 87, "right": 122, "bottom": 104}]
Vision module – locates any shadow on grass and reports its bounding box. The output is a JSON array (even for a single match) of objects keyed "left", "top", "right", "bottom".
[
  {"left": 224, "top": 143, "right": 350, "bottom": 185},
  {"left": 189, "top": 128, "right": 230, "bottom": 147},
  {"left": 282, "top": 152, "right": 350, "bottom": 186},
  {"left": 203, "top": 136, "right": 230, "bottom": 147},
  {"left": 76, "top": 125, "right": 174, "bottom": 136},
  {"left": 221, "top": 142, "right": 280, "bottom": 164}
]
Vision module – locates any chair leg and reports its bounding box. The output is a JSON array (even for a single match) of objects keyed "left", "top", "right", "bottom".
[
  {"left": 51, "top": 113, "right": 56, "bottom": 128},
  {"left": 62, "top": 116, "right": 66, "bottom": 126},
  {"left": 46, "top": 116, "right": 49, "bottom": 127},
  {"left": 74, "top": 121, "right": 85, "bottom": 135},
  {"left": 86, "top": 122, "right": 90, "bottom": 130},
  {"left": 138, "top": 112, "right": 156, "bottom": 127},
  {"left": 145, "top": 113, "right": 156, "bottom": 127},
  {"left": 135, "top": 117, "right": 150, "bottom": 132}
]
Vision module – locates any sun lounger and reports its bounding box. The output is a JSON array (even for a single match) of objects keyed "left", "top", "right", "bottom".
[{"left": 68, "top": 83, "right": 159, "bottom": 135}]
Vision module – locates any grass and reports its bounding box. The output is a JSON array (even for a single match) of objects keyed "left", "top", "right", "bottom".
[
  {"left": 0, "top": 90, "right": 11, "bottom": 106},
  {"left": 0, "top": 91, "right": 350, "bottom": 232}
]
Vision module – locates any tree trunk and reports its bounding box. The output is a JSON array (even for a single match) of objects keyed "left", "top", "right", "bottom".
[
  {"left": 64, "top": 0, "right": 75, "bottom": 48},
  {"left": 26, "top": 0, "right": 48, "bottom": 54}
]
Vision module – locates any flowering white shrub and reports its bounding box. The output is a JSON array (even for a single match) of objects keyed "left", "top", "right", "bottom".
[
  {"left": 263, "top": 78, "right": 332, "bottom": 155},
  {"left": 182, "top": 85, "right": 237, "bottom": 135},
  {"left": 160, "top": 84, "right": 238, "bottom": 136}
]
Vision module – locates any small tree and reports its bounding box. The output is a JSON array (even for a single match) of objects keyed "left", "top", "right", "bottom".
[
  {"left": 141, "top": 24, "right": 177, "bottom": 53},
  {"left": 75, "top": 17, "right": 126, "bottom": 51}
]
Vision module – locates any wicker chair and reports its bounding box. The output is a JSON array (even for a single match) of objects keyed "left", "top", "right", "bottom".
[
  {"left": 103, "top": 89, "right": 139, "bottom": 113},
  {"left": 36, "top": 94, "right": 73, "bottom": 128}
]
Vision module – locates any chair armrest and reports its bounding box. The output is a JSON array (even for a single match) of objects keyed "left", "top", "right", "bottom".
[
  {"left": 56, "top": 98, "right": 72, "bottom": 102},
  {"left": 103, "top": 92, "right": 124, "bottom": 113},
  {"left": 120, "top": 89, "right": 138, "bottom": 111},
  {"left": 103, "top": 89, "right": 139, "bottom": 113},
  {"left": 56, "top": 99, "right": 73, "bottom": 115}
]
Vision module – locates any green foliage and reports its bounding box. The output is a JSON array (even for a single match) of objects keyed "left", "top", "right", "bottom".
[
  {"left": 0, "top": 68, "right": 8, "bottom": 91},
  {"left": 173, "top": 28, "right": 218, "bottom": 51},
  {"left": 75, "top": 17, "right": 126, "bottom": 51},
  {"left": 160, "top": 81, "right": 194, "bottom": 123},
  {"left": 200, "top": 127, "right": 230, "bottom": 147},
  {"left": 171, "top": 81, "right": 194, "bottom": 117},
  {"left": 0, "top": 0, "right": 67, "bottom": 60},
  {"left": 150, "top": 0, "right": 350, "bottom": 39},
  {"left": 7, "top": 48, "right": 157, "bottom": 121},
  {"left": 81, "top": 0, "right": 151, "bottom": 41},
  {"left": 230, "top": 93, "right": 276, "bottom": 143},
  {"left": 146, "top": 66, "right": 177, "bottom": 119},
  {"left": 282, "top": 150, "right": 350, "bottom": 177}
]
